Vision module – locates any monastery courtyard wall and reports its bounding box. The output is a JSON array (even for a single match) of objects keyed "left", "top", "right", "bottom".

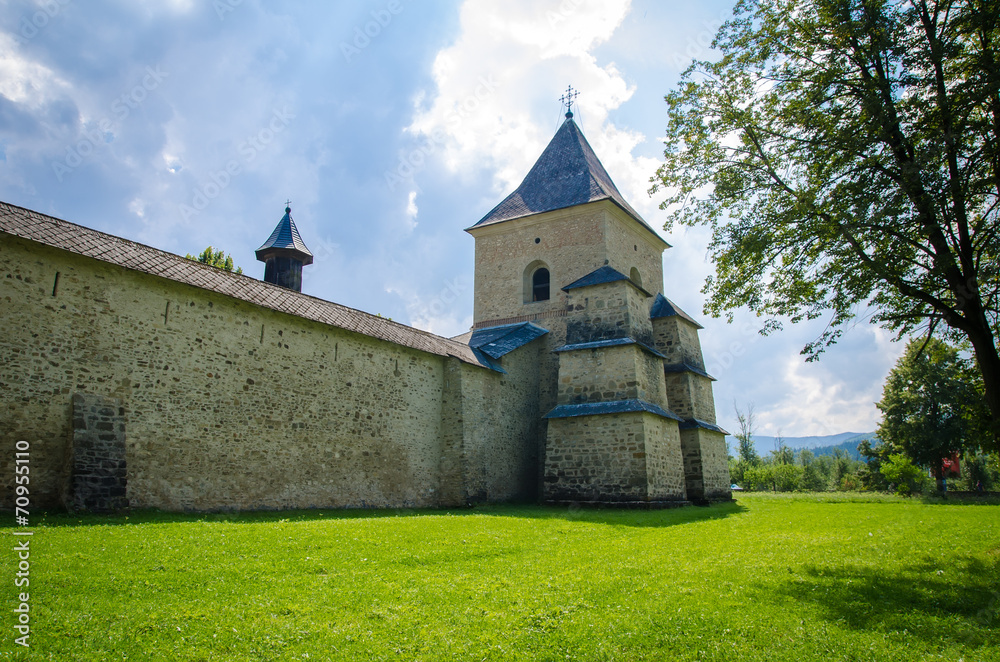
[{"left": 0, "top": 234, "right": 539, "bottom": 511}]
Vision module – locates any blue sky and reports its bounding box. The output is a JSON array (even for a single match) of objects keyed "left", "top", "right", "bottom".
[{"left": 0, "top": 0, "right": 904, "bottom": 437}]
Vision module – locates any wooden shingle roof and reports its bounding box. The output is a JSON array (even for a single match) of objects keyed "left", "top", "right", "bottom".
[{"left": 0, "top": 201, "right": 488, "bottom": 368}]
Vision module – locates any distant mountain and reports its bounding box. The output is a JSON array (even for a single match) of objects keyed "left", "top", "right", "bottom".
[
  {"left": 727, "top": 431, "right": 877, "bottom": 459},
  {"left": 806, "top": 434, "right": 878, "bottom": 460}
]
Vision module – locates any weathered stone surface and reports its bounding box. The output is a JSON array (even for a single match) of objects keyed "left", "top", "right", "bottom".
[
  {"left": 0, "top": 236, "right": 542, "bottom": 511},
  {"left": 70, "top": 393, "right": 127, "bottom": 512}
]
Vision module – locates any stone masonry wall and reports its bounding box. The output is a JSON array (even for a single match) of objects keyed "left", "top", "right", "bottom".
[
  {"left": 470, "top": 202, "right": 664, "bottom": 329},
  {"left": 651, "top": 316, "right": 706, "bottom": 370},
  {"left": 699, "top": 429, "right": 732, "bottom": 499},
  {"left": 642, "top": 415, "right": 686, "bottom": 501},
  {"left": 564, "top": 280, "right": 655, "bottom": 347},
  {"left": 602, "top": 206, "right": 665, "bottom": 297},
  {"left": 0, "top": 236, "right": 535, "bottom": 511},
  {"left": 449, "top": 343, "right": 543, "bottom": 504},
  {"left": 544, "top": 413, "right": 649, "bottom": 502},
  {"left": 664, "top": 372, "right": 718, "bottom": 424},
  {"left": 70, "top": 393, "right": 127, "bottom": 512},
  {"left": 556, "top": 344, "right": 668, "bottom": 407}
]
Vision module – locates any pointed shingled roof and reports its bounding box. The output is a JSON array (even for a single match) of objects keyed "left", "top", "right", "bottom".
[
  {"left": 256, "top": 206, "right": 313, "bottom": 265},
  {"left": 650, "top": 293, "right": 703, "bottom": 329},
  {"left": 468, "top": 117, "right": 661, "bottom": 241}
]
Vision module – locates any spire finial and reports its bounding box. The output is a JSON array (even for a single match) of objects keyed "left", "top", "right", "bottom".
[
  {"left": 560, "top": 85, "right": 579, "bottom": 119},
  {"left": 284, "top": 199, "right": 292, "bottom": 213}
]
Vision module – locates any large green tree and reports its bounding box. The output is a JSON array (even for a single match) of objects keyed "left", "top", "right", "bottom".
[
  {"left": 876, "top": 338, "right": 989, "bottom": 483},
  {"left": 651, "top": 0, "right": 1000, "bottom": 446}
]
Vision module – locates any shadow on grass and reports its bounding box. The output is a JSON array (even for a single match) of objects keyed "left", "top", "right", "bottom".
[
  {"left": 757, "top": 557, "right": 1000, "bottom": 647},
  {"left": 12, "top": 500, "right": 746, "bottom": 529}
]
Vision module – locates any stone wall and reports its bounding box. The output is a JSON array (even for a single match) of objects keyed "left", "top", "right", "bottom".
[
  {"left": 469, "top": 201, "right": 665, "bottom": 329},
  {"left": 564, "top": 281, "right": 654, "bottom": 347},
  {"left": 664, "top": 372, "right": 718, "bottom": 423},
  {"left": 556, "top": 344, "right": 667, "bottom": 406},
  {"left": 643, "top": 416, "right": 687, "bottom": 500},
  {"left": 652, "top": 315, "right": 706, "bottom": 370},
  {"left": 0, "top": 235, "right": 539, "bottom": 511},
  {"left": 445, "top": 344, "right": 543, "bottom": 504},
  {"left": 699, "top": 430, "right": 732, "bottom": 499},
  {"left": 70, "top": 393, "right": 127, "bottom": 512},
  {"left": 544, "top": 412, "right": 685, "bottom": 503}
]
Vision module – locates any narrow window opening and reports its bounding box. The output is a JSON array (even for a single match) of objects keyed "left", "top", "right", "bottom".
[
  {"left": 52, "top": 272, "right": 60, "bottom": 297},
  {"left": 630, "top": 267, "right": 642, "bottom": 288},
  {"left": 532, "top": 268, "right": 550, "bottom": 302}
]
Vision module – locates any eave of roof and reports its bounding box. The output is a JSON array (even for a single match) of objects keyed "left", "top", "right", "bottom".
[
  {"left": 554, "top": 337, "right": 666, "bottom": 359},
  {"left": 663, "top": 362, "right": 717, "bottom": 381},
  {"left": 679, "top": 419, "right": 730, "bottom": 435},
  {"left": 650, "top": 293, "right": 704, "bottom": 329},
  {"left": 544, "top": 399, "right": 683, "bottom": 422},
  {"left": 469, "top": 322, "right": 549, "bottom": 360},
  {"left": 0, "top": 201, "right": 488, "bottom": 369},
  {"left": 562, "top": 265, "right": 652, "bottom": 297}
]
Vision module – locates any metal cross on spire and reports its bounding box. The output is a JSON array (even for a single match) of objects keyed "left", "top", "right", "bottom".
[
  {"left": 560, "top": 85, "right": 579, "bottom": 119},
  {"left": 284, "top": 199, "right": 292, "bottom": 211}
]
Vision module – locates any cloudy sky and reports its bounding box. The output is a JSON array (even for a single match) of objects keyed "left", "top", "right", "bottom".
[{"left": 0, "top": 0, "right": 905, "bottom": 438}]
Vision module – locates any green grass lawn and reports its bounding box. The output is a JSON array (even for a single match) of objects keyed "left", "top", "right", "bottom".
[{"left": 2, "top": 493, "right": 999, "bottom": 661}]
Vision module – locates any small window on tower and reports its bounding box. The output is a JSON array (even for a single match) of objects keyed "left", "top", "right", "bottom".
[
  {"left": 532, "top": 268, "right": 550, "bottom": 302},
  {"left": 630, "top": 267, "right": 642, "bottom": 288}
]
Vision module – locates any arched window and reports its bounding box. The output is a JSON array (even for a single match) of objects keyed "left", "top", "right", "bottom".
[
  {"left": 629, "top": 267, "right": 642, "bottom": 288},
  {"left": 532, "top": 268, "right": 550, "bottom": 302}
]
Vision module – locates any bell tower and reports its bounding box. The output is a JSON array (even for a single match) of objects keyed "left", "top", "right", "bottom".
[
  {"left": 465, "top": 89, "right": 731, "bottom": 504},
  {"left": 256, "top": 203, "right": 313, "bottom": 292}
]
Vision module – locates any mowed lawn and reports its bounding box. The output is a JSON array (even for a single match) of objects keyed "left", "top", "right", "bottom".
[{"left": 3, "top": 493, "right": 999, "bottom": 661}]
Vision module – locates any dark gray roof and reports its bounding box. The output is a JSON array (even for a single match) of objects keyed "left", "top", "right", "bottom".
[
  {"left": 554, "top": 337, "right": 665, "bottom": 359},
  {"left": 0, "top": 200, "right": 488, "bottom": 369},
  {"left": 562, "top": 265, "right": 651, "bottom": 296},
  {"left": 650, "top": 293, "right": 703, "bottom": 329},
  {"left": 256, "top": 207, "right": 313, "bottom": 264},
  {"left": 544, "top": 399, "right": 683, "bottom": 421},
  {"left": 468, "top": 118, "right": 662, "bottom": 242},
  {"left": 562, "top": 265, "right": 627, "bottom": 290},
  {"left": 679, "top": 419, "right": 729, "bottom": 435},
  {"left": 469, "top": 322, "right": 548, "bottom": 359},
  {"left": 664, "top": 362, "right": 716, "bottom": 381}
]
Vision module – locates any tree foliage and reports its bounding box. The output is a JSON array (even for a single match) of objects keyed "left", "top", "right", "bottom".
[
  {"left": 880, "top": 452, "right": 927, "bottom": 494},
  {"left": 186, "top": 246, "right": 243, "bottom": 274},
  {"left": 876, "top": 337, "right": 990, "bottom": 472},
  {"left": 652, "top": 0, "right": 1000, "bottom": 445}
]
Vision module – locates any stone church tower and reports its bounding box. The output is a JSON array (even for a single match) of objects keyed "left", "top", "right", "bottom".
[{"left": 466, "top": 109, "right": 731, "bottom": 504}]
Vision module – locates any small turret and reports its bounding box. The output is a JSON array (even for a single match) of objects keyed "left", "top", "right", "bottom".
[{"left": 256, "top": 204, "right": 313, "bottom": 292}]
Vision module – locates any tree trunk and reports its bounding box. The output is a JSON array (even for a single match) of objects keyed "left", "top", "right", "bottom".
[{"left": 964, "top": 318, "right": 1000, "bottom": 453}]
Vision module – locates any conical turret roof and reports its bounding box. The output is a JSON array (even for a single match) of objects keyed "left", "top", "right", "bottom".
[
  {"left": 256, "top": 206, "right": 313, "bottom": 265},
  {"left": 468, "top": 117, "right": 658, "bottom": 239}
]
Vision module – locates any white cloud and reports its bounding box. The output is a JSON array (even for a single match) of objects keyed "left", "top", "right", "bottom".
[
  {"left": 0, "top": 33, "right": 71, "bottom": 106},
  {"left": 405, "top": 189, "right": 418, "bottom": 230},
  {"left": 406, "top": 0, "right": 637, "bottom": 199}
]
